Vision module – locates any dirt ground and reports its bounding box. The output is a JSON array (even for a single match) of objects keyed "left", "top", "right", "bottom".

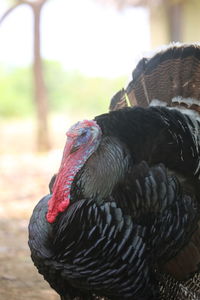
[{"left": 0, "top": 118, "right": 75, "bottom": 300}]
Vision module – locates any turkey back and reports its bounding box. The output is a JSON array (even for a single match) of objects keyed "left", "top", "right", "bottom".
[{"left": 110, "top": 43, "right": 200, "bottom": 111}]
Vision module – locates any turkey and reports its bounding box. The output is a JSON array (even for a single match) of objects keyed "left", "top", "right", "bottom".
[{"left": 29, "top": 43, "right": 200, "bottom": 300}]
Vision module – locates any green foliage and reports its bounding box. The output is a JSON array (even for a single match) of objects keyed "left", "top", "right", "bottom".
[
  {"left": 0, "top": 66, "right": 33, "bottom": 118},
  {"left": 44, "top": 60, "right": 126, "bottom": 117},
  {"left": 0, "top": 60, "right": 126, "bottom": 119}
]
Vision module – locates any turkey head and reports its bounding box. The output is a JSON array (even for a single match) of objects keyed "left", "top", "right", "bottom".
[{"left": 46, "top": 120, "right": 102, "bottom": 223}]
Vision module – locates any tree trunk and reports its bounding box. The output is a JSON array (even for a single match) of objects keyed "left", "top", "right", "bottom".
[
  {"left": 0, "top": 0, "right": 50, "bottom": 151},
  {"left": 32, "top": 1, "right": 50, "bottom": 151},
  {"left": 167, "top": 2, "right": 183, "bottom": 42},
  {"left": 164, "top": 1, "right": 183, "bottom": 42}
]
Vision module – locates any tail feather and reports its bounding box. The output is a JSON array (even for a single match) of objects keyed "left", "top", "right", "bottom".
[
  {"left": 109, "top": 89, "right": 128, "bottom": 111},
  {"left": 109, "top": 43, "right": 200, "bottom": 111}
]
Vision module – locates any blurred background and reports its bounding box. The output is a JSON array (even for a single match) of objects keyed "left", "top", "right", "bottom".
[{"left": 0, "top": 0, "right": 199, "bottom": 299}]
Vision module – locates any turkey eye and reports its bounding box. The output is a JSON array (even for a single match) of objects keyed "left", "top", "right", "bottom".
[{"left": 80, "top": 131, "right": 87, "bottom": 137}]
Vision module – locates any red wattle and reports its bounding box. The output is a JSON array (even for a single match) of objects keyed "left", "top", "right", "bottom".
[
  {"left": 46, "top": 138, "right": 75, "bottom": 223},
  {"left": 46, "top": 138, "right": 86, "bottom": 223}
]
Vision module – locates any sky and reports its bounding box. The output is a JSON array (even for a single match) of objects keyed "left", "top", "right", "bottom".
[{"left": 0, "top": 0, "right": 150, "bottom": 78}]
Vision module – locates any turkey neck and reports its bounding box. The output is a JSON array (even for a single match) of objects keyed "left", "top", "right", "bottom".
[
  {"left": 71, "top": 136, "right": 131, "bottom": 201},
  {"left": 95, "top": 106, "right": 200, "bottom": 178}
]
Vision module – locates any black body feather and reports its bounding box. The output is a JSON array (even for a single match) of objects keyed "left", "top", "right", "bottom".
[
  {"left": 29, "top": 162, "right": 199, "bottom": 299},
  {"left": 29, "top": 43, "right": 200, "bottom": 299}
]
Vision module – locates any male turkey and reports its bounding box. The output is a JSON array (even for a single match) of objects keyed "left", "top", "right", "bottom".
[{"left": 29, "top": 43, "right": 200, "bottom": 300}]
